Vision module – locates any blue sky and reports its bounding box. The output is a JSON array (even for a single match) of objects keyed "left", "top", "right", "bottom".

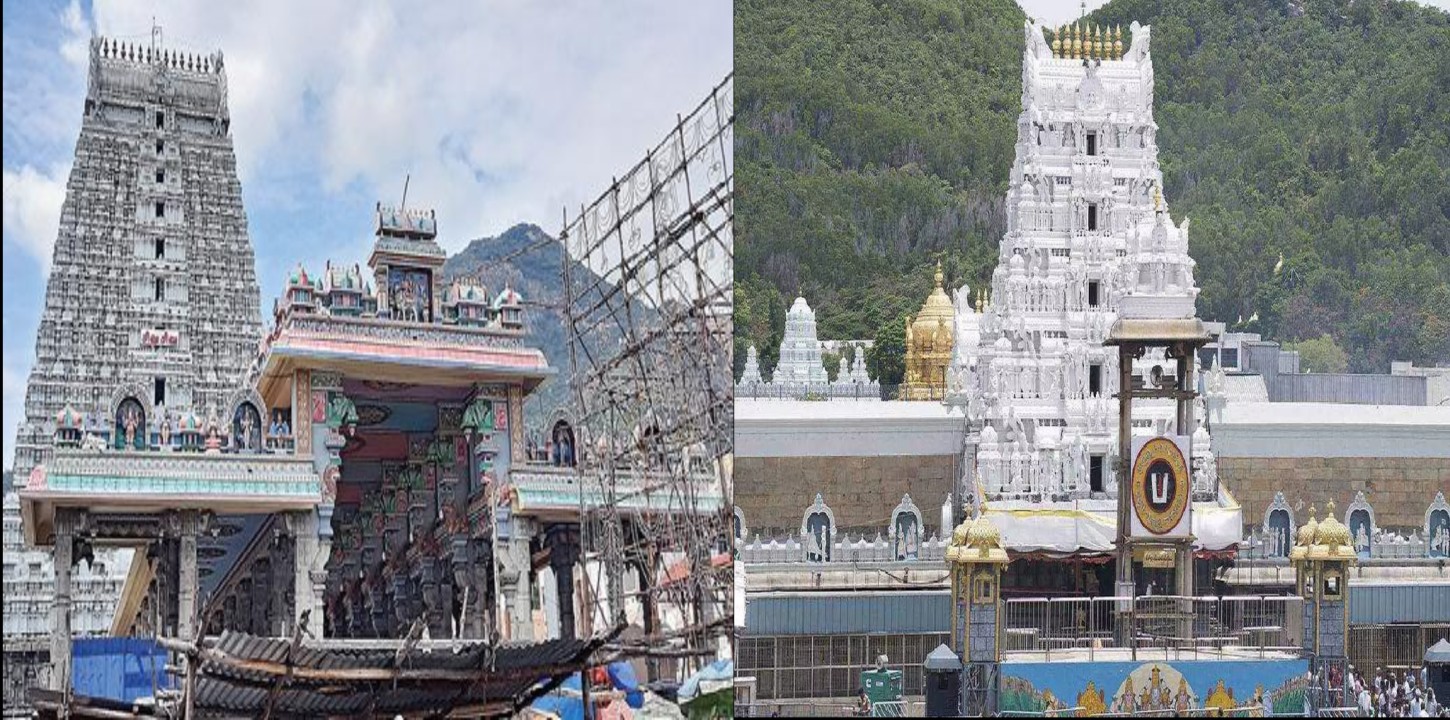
[{"left": 2, "top": 0, "right": 731, "bottom": 466}]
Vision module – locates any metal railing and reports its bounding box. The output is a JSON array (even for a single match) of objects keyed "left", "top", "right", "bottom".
[
  {"left": 1001, "top": 595, "right": 1303, "bottom": 662},
  {"left": 736, "top": 382, "right": 886, "bottom": 401}
]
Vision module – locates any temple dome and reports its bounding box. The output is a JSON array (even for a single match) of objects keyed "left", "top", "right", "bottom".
[
  {"left": 493, "top": 285, "right": 522, "bottom": 309},
  {"left": 1314, "top": 501, "right": 1351, "bottom": 550},
  {"left": 909, "top": 263, "right": 955, "bottom": 349}
]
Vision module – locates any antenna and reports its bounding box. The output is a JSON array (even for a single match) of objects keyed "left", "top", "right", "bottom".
[
  {"left": 151, "top": 18, "right": 162, "bottom": 54},
  {"left": 1080, "top": 0, "right": 1087, "bottom": 19},
  {"left": 399, "top": 174, "right": 411, "bottom": 213}
]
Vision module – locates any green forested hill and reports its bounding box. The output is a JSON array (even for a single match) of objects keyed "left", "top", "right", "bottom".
[{"left": 735, "top": 0, "right": 1450, "bottom": 379}]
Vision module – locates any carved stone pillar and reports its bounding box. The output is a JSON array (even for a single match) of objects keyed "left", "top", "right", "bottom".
[
  {"left": 49, "top": 509, "right": 75, "bottom": 691},
  {"left": 289, "top": 511, "right": 327, "bottom": 638},
  {"left": 499, "top": 517, "right": 535, "bottom": 641},
  {"left": 269, "top": 523, "right": 293, "bottom": 636},
  {"left": 178, "top": 510, "right": 201, "bottom": 642},
  {"left": 547, "top": 526, "right": 581, "bottom": 640}
]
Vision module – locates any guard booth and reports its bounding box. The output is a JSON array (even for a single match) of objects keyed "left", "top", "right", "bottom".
[
  {"left": 923, "top": 644, "right": 962, "bottom": 717},
  {"left": 1428, "top": 638, "right": 1450, "bottom": 702}
]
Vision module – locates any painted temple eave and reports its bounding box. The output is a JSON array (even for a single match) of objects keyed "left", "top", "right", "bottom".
[
  {"left": 509, "top": 464, "right": 725, "bottom": 520},
  {"left": 18, "top": 450, "right": 321, "bottom": 547},
  {"left": 255, "top": 316, "right": 554, "bottom": 405}
]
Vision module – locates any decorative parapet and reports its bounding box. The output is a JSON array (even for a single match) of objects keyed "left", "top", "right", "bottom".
[
  {"left": 32, "top": 449, "right": 321, "bottom": 500},
  {"left": 738, "top": 532, "right": 950, "bottom": 565},
  {"left": 509, "top": 463, "right": 723, "bottom": 514},
  {"left": 278, "top": 311, "right": 527, "bottom": 347}
]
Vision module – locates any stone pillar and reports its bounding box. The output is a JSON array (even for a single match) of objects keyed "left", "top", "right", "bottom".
[
  {"left": 269, "top": 523, "right": 293, "bottom": 637},
  {"left": 178, "top": 510, "right": 201, "bottom": 642},
  {"left": 547, "top": 526, "right": 581, "bottom": 640},
  {"left": 499, "top": 518, "right": 535, "bottom": 641},
  {"left": 289, "top": 511, "right": 327, "bottom": 638},
  {"left": 49, "top": 509, "right": 75, "bottom": 691}
]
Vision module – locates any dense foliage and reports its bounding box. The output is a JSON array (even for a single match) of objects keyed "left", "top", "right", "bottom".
[{"left": 736, "top": 0, "right": 1450, "bottom": 375}]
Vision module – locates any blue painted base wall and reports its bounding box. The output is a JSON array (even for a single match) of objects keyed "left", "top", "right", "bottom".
[{"left": 1001, "top": 658, "right": 1310, "bottom": 715}]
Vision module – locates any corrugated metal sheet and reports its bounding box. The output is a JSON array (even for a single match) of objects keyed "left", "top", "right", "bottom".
[
  {"left": 1350, "top": 583, "right": 1450, "bottom": 625},
  {"left": 745, "top": 585, "right": 1450, "bottom": 636},
  {"left": 1273, "top": 374, "right": 1426, "bottom": 405},
  {"left": 744, "top": 591, "right": 950, "bottom": 636}
]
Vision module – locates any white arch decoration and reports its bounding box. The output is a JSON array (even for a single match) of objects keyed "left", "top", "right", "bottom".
[{"left": 800, "top": 493, "right": 836, "bottom": 563}]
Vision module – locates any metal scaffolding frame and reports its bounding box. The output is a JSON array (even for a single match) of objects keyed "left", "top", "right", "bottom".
[{"left": 558, "top": 74, "right": 734, "bottom": 679}]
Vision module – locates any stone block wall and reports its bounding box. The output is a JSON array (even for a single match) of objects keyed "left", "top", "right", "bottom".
[
  {"left": 1218, "top": 456, "right": 1450, "bottom": 529},
  {"left": 735, "top": 454, "right": 958, "bottom": 535}
]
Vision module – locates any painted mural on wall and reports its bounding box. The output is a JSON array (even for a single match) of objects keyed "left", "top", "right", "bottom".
[{"left": 1000, "top": 659, "right": 1309, "bottom": 716}]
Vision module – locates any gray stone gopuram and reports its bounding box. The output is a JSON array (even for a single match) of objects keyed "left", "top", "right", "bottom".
[{"left": 3, "top": 36, "right": 262, "bottom": 710}]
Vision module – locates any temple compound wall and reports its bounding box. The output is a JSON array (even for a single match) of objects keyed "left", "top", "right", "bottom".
[
  {"left": 734, "top": 400, "right": 965, "bottom": 535},
  {"left": 1210, "top": 401, "right": 1450, "bottom": 530},
  {"left": 736, "top": 455, "right": 959, "bottom": 533},
  {"left": 1220, "top": 457, "right": 1450, "bottom": 530}
]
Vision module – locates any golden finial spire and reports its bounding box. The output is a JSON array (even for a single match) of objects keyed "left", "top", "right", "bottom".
[
  {"left": 1095, "top": 25, "right": 1104, "bottom": 59},
  {"left": 1070, "top": 24, "right": 1080, "bottom": 59},
  {"left": 1052, "top": 26, "right": 1063, "bottom": 57},
  {"left": 1088, "top": 24, "right": 1097, "bottom": 59},
  {"left": 1153, "top": 186, "right": 1163, "bottom": 211},
  {"left": 1326, "top": 499, "right": 1336, "bottom": 516},
  {"left": 934, "top": 259, "right": 944, "bottom": 288},
  {"left": 1114, "top": 25, "right": 1124, "bottom": 59}
]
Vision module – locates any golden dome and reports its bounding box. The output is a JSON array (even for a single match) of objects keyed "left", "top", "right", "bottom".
[
  {"left": 966, "top": 513, "right": 1002, "bottom": 552},
  {"left": 1314, "top": 500, "right": 1351, "bottom": 550},
  {"left": 910, "top": 262, "right": 955, "bottom": 348},
  {"left": 1296, "top": 506, "right": 1318, "bottom": 548}
]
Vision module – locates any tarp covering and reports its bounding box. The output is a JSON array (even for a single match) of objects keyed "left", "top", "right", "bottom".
[
  {"left": 1426, "top": 638, "right": 1450, "bottom": 664},
  {"left": 677, "top": 659, "right": 733, "bottom": 703},
  {"left": 71, "top": 637, "right": 172, "bottom": 704},
  {"left": 984, "top": 496, "right": 1243, "bottom": 556}
]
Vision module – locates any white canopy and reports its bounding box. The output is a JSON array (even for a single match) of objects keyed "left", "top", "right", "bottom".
[{"left": 983, "top": 494, "right": 1243, "bottom": 556}]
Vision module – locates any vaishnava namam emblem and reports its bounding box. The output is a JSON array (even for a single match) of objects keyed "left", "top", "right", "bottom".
[{"left": 1132, "top": 437, "right": 1189, "bottom": 535}]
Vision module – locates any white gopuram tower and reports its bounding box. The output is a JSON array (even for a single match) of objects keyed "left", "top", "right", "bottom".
[
  {"left": 771, "top": 297, "right": 829, "bottom": 387},
  {"left": 946, "top": 21, "right": 1233, "bottom": 551}
]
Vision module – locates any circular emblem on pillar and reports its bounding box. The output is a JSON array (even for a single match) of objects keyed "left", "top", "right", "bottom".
[{"left": 1132, "top": 437, "right": 1189, "bottom": 535}]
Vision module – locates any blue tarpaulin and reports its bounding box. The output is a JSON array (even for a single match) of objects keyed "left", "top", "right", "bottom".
[
  {"left": 71, "top": 637, "right": 173, "bottom": 703},
  {"left": 529, "top": 662, "right": 645, "bottom": 719}
]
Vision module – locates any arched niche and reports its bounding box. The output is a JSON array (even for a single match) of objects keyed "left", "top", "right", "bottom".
[
  {"left": 225, "top": 388, "right": 268, "bottom": 452},
  {"left": 109, "top": 382, "right": 153, "bottom": 450},
  {"left": 733, "top": 506, "right": 746, "bottom": 545},
  {"left": 889, "top": 493, "right": 924, "bottom": 561},
  {"left": 1344, "top": 491, "right": 1376, "bottom": 559},
  {"left": 1263, "top": 492, "right": 1294, "bottom": 559},
  {"left": 1427, "top": 492, "right": 1450, "bottom": 559},
  {"left": 800, "top": 493, "right": 835, "bottom": 563}
]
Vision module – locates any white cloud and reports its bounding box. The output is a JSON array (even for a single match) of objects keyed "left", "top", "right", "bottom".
[
  {"left": 88, "top": 0, "right": 733, "bottom": 249},
  {"left": 2, "top": 164, "right": 70, "bottom": 273},
  {"left": 2, "top": 359, "right": 24, "bottom": 473}
]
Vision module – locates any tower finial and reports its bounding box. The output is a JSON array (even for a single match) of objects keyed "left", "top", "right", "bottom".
[
  {"left": 1153, "top": 186, "right": 1163, "bottom": 212},
  {"left": 1114, "top": 25, "right": 1124, "bottom": 59},
  {"left": 1052, "top": 26, "right": 1063, "bottom": 57},
  {"left": 934, "top": 259, "right": 944, "bottom": 288}
]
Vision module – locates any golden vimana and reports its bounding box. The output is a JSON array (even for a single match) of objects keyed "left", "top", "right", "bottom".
[{"left": 1049, "top": 23, "right": 1126, "bottom": 61}]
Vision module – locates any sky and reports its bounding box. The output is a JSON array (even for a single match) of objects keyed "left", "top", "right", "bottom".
[{"left": 1, "top": 0, "right": 731, "bottom": 467}]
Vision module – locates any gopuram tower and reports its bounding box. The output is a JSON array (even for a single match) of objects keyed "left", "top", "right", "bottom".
[
  {"left": 944, "top": 22, "right": 1232, "bottom": 560},
  {"left": 11, "top": 36, "right": 262, "bottom": 481},
  {"left": 4, "top": 36, "right": 262, "bottom": 702}
]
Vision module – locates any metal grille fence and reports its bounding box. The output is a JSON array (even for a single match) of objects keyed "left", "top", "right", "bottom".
[{"left": 1000, "top": 595, "right": 1302, "bottom": 661}]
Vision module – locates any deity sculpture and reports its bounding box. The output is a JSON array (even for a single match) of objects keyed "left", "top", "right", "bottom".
[{"left": 123, "top": 407, "right": 139, "bottom": 447}]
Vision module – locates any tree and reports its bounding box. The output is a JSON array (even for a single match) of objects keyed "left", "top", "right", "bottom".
[
  {"left": 822, "top": 350, "right": 842, "bottom": 381},
  {"left": 868, "top": 314, "right": 908, "bottom": 388},
  {"left": 1284, "top": 334, "right": 1349, "bottom": 374}
]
